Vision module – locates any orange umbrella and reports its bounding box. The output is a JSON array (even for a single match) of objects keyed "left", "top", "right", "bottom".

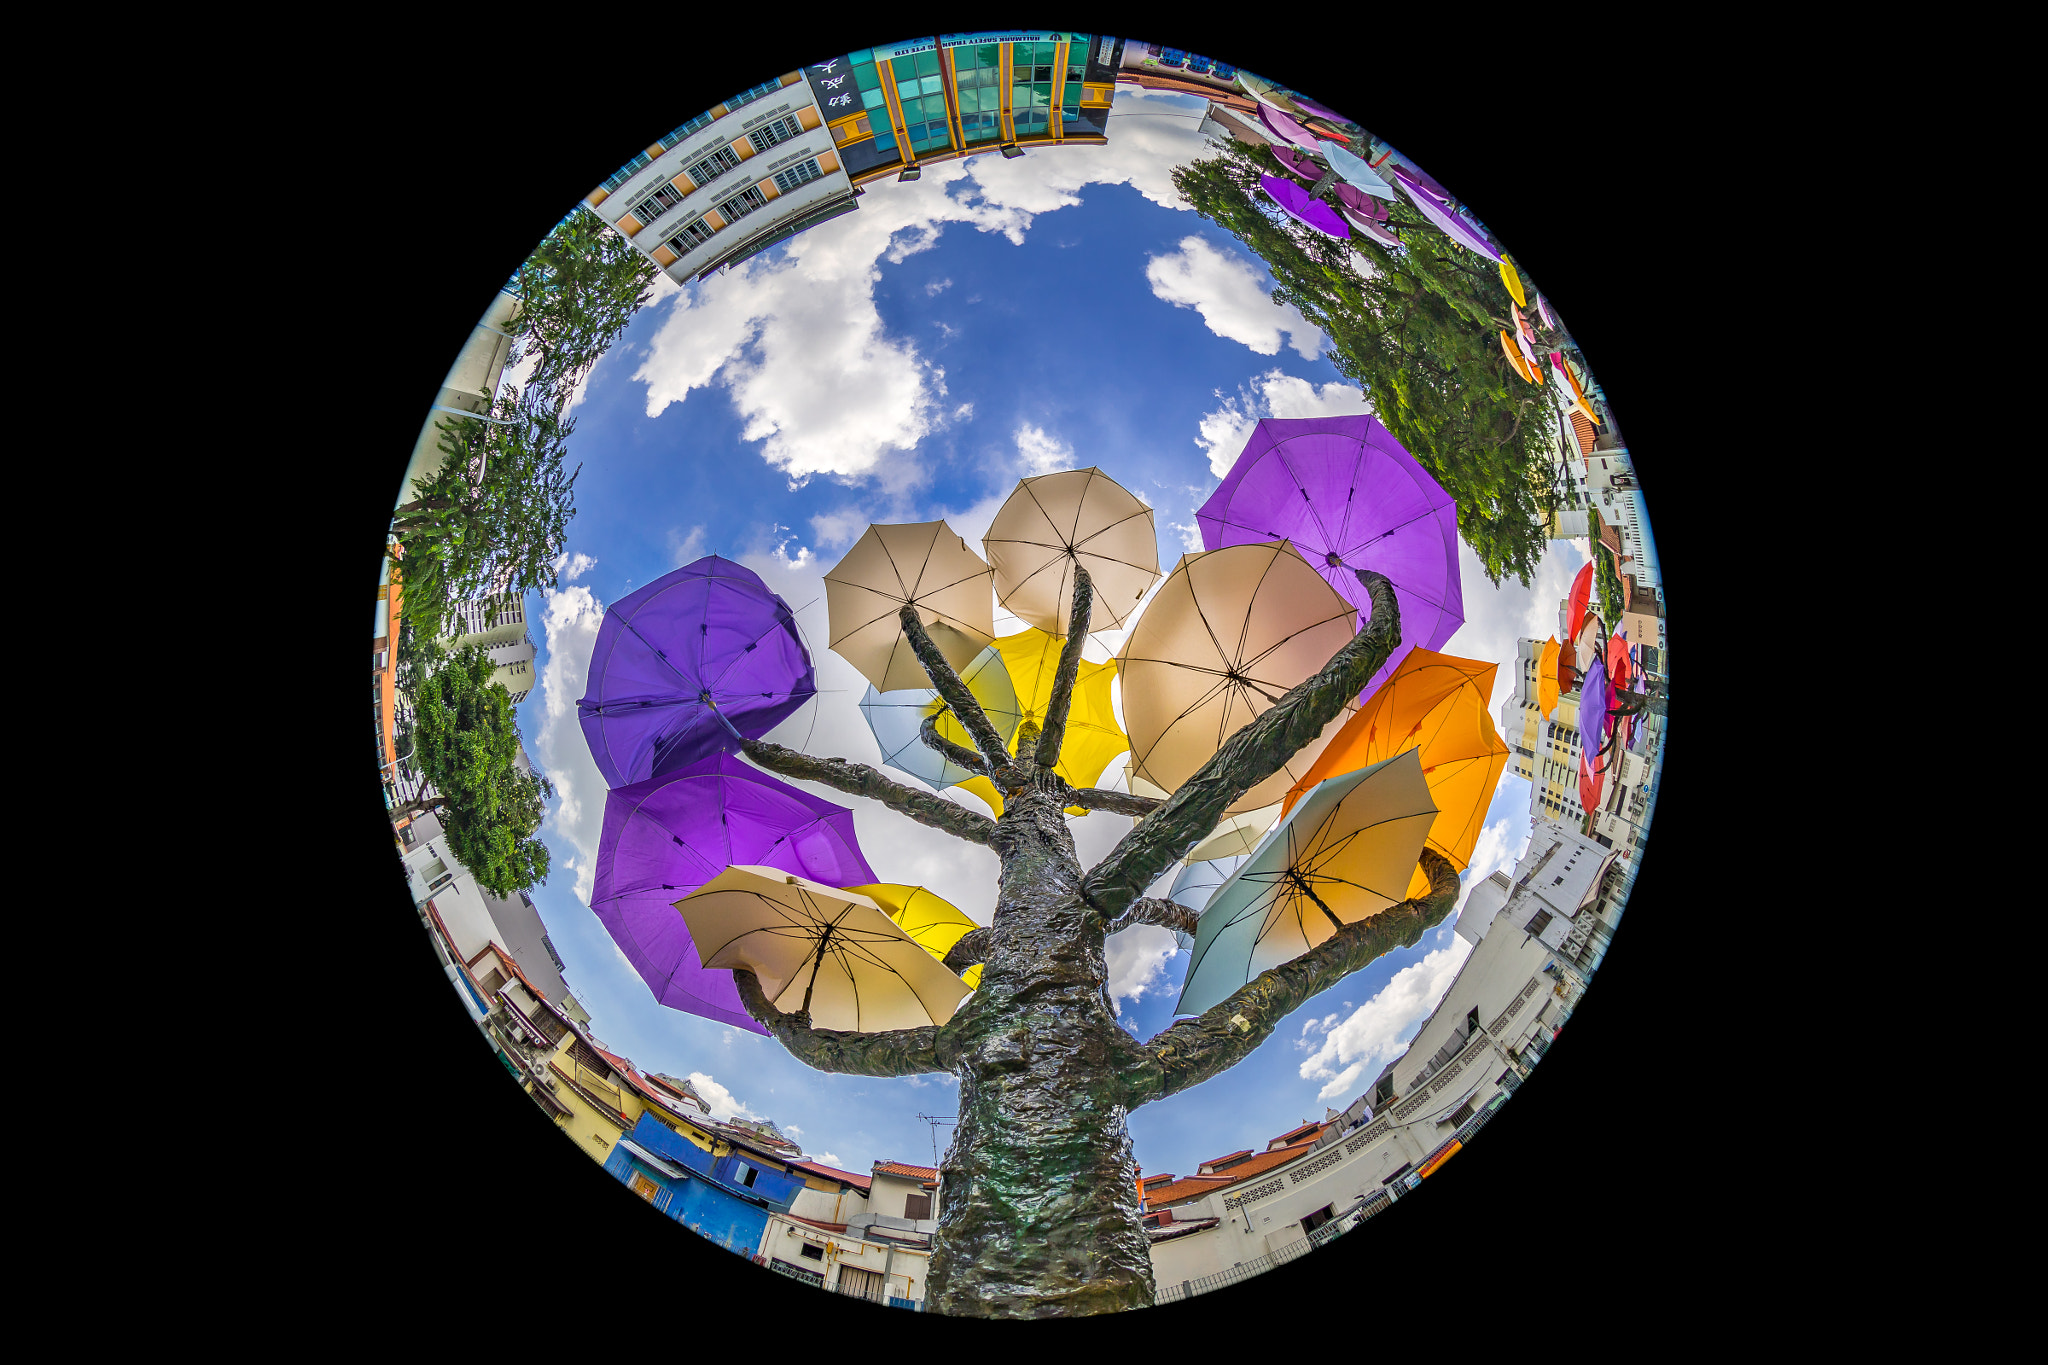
[
  {"left": 1280, "top": 648, "right": 1509, "bottom": 901},
  {"left": 1500, "top": 331, "right": 1536, "bottom": 384},
  {"left": 1537, "top": 637, "right": 1562, "bottom": 719}
]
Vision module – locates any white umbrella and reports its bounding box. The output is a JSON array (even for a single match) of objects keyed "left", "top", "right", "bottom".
[
  {"left": 983, "top": 468, "right": 1160, "bottom": 635},
  {"left": 825, "top": 520, "right": 996, "bottom": 692}
]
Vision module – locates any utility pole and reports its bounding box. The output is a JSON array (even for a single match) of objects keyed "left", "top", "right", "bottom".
[{"left": 914, "top": 1113, "right": 957, "bottom": 1169}]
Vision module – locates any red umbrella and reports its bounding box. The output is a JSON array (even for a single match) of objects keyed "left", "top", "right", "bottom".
[{"left": 1566, "top": 562, "right": 1594, "bottom": 642}]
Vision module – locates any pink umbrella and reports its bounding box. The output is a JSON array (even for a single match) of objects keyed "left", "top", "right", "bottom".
[
  {"left": 1334, "top": 182, "right": 1388, "bottom": 222},
  {"left": 1261, "top": 173, "right": 1349, "bottom": 240},
  {"left": 1341, "top": 205, "right": 1404, "bottom": 249},
  {"left": 1257, "top": 101, "right": 1325, "bottom": 152},
  {"left": 1391, "top": 168, "right": 1501, "bottom": 261},
  {"left": 1271, "top": 144, "right": 1320, "bottom": 181}
]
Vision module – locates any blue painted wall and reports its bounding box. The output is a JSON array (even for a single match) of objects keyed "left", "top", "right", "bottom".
[{"left": 605, "top": 1117, "right": 804, "bottom": 1255}]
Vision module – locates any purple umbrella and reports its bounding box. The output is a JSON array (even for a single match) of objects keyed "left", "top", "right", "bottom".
[
  {"left": 1257, "top": 101, "right": 1324, "bottom": 152},
  {"left": 1378, "top": 152, "right": 1451, "bottom": 203},
  {"left": 1260, "top": 173, "right": 1349, "bottom": 240},
  {"left": 579, "top": 555, "right": 816, "bottom": 788},
  {"left": 591, "top": 752, "right": 878, "bottom": 1033},
  {"left": 1333, "top": 182, "right": 1389, "bottom": 222},
  {"left": 1577, "top": 654, "right": 1610, "bottom": 813},
  {"left": 1391, "top": 168, "right": 1502, "bottom": 261},
  {"left": 1271, "top": 144, "right": 1319, "bottom": 181},
  {"left": 1198, "top": 416, "right": 1463, "bottom": 702},
  {"left": 1291, "top": 95, "right": 1353, "bottom": 126}
]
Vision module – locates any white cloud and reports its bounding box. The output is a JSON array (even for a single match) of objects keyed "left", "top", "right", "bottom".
[
  {"left": 814, "top": 1152, "right": 843, "bottom": 1167},
  {"left": 783, "top": 1125, "right": 804, "bottom": 1138},
  {"left": 549, "top": 550, "right": 597, "bottom": 582},
  {"left": 667, "top": 525, "right": 707, "bottom": 567},
  {"left": 1105, "top": 924, "right": 1181, "bottom": 1014},
  {"left": 1297, "top": 940, "right": 1473, "bottom": 1102},
  {"left": 1168, "top": 519, "right": 1204, "bottom": 552},
  {"left": 628, "top": 88, "right": 1212, "bottom": 491},
  {"left": 533, "top": 583, "right": 609, "bottom": 905},
  {"left": 1015, "top": 422, "right": 1075, "bottom": 475},
  {"left": 808, "top": 508, "right": 870, "bottom": 552},
  {"left": 926, "top": 277, "right": 953, "bottom": 296},
  {"left": 1192, "top": 370, "right": 1373, "bottom": 476},
  {"left": 1455, "top": 817, "right": 1529, "bottom": 916},
  {"left": 687, "top": 1071, "right": 759, "bottom": 1121},
  {"left": 1146, "top": 236, "right": 1324, "bottom": 360}
]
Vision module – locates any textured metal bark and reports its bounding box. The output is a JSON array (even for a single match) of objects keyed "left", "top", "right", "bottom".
[
  {"left": 1035, "top": 566, "right": 1094, "bottom": 769},
  {"left": 739, "top": 738, "right": 995, "bottom": 845},
  {"left": 1107, "top": 896, "right": 1201, "bottom": 938},
  {"left": 732, "top": 968, "right": 957, "bottom": 1076},
  {"left": 900, "top": 606, "right": 1020, "bottom": 780}
]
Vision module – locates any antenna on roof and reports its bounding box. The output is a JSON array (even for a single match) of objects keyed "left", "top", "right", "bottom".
[{"left": 914, "top": 1113, "right": 958, "bottom": 1170}]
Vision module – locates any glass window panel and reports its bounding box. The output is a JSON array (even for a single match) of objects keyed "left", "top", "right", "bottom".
[
  {"left": 892, "top": 55, "right": 918, "bottom": 79},
  {"left": 916, "top": 50, "right": 940, "bottom": 76},
  {"left": 855, "top": 63, "right": 881, "bottom": 90},
  {"left": 974, "top": 43, "right": 1001, "bottom": 68},
  {"left": 848, "top": 48, "right": 873, "bottom": 64},
  {"left": 922, "top": 93, "right": 948, "bottom": 119},
  {"left": 1035, "top": 81, "right": 1052, "bottom": 102},
  {"left": 873, "top": 124, "right": 897, "bottom": 152},
  {"left": 926, "top": 75, "right": 948, "bottom": 97},
  {"left": 862, "top": 87, "right": 887, "bottom": 110}
]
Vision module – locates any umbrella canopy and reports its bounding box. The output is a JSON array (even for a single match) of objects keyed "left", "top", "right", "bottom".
[
  {"left": 1512, "top": 320, "right": 1544, "bottom": 382},
  {"left": 848, "top": 883, "right": 986, "bottom": 990},
  {"left": 591, "top": 753, "right": 876, "bottom": 1034},
  {"left": 1577, "top": 654, "right": 1609, "bottom": 814},
  {"left": 1261, "top": 173, "right": 1349, "bottom": 239},
  {"left": 992, "top": 626, "right": 1129, "bottom": 785},
  {"left": 1280, "top": 647, "right": 1509, "bottom": 902},
  {"left": 1552, "top": 353, "right": 1600, "bottom": 424},
  {"left": 1379, "top": 154, "right": 1451, "bottom": 203},
  {"left": 1235, "top": 69, "right": 1303, "bottom": 114},
  {"left": 1342, "top": 207, "right": 1405, "bottom": 250},
  {"left": 1197, "top": 415, "right": 1464, "bottom": 702},
  {"left": 1117, "top": 540, "right": 1362, "bottom": 815},
  {"left": 1271, "top": 144, "right": 1320, "bottom": 181},
  {"left": 1537, "top": 637, "right": 1563, "bottom": 719},
  {"left": 825, "top": 521, "right": 995, "bottom": 692},
  {"left": 1567, "top": 562, "right": 1595, "bottom": 643},
  {"left": 857, "top": 643, "right": 1022, "bottom": 790},
  {"left": 1537, "top": 295, "right": 1557, "bottom": 330},
  {"left": 1316, "top": 139, "right": 1397, "bottom": 199},
  {"left": 1257, "top": 101, "right": 1325, "bottom": 152},
  {"left": 1499, "top": 258, "right": 1528, "bottom": 307},
  {"left": 1513, "top": 305, "right": 1539, "bottom": 348},
  {"left": 1607, "top": 634, "right": 1634, "bottom": 696},
  {"left": 578, "top": 556, "right": 816, "bottom": 787},
  {"left": 1333, "top": 182, "right": 1389, "bottom": 222},
  {"left": 1162, "top": 854, "right": 1250, "bottom": 950},
  {"left": 1501, "top": 331, "right": 1537, "bottom": 384},
  {"left": 1391, "top": 168, "right": 1501, "bottom": 260},
  {"left": 983, "top": 468, "right": 1160, "bottom": 635},
  {"left": 1121, "top": 770, "right": 1280, "bottom": 861},
  {"left": 1176, "top": 750, "right": 1437, "bottom": 1016},
  {"left": 681, "top": 867, "right": 972, "bottom": 1032}
]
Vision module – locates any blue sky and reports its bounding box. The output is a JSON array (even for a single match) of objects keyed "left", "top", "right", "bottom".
[{"left": 497, "top": 89, "right": 1590, "bottom": 1177}]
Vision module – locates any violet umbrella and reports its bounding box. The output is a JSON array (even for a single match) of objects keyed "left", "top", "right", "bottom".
[
  {"left": 1261, "top": 173, "right": 1349, "bottom": 240},
  {"left": 1198, "top": 415, "right": 1463, "bottom": 703},
  {"left": 1391, "top": 167, "right": 1502, "bottom": 261},
  {"left": 1576, "top": 654, "right": 1609, "bottom": 815},
  {"left": 590, "top": 752, "right": 877, "bottom": 1034},
  {"left": 1334, "top": 182, "right": 1389, "bottom": 222},
  {"left": 1271, "top": 144, "right": 1320, "bottom": 181},
  {"left": 579, "top": 556, "right": 816, "bottom": 788},
  {"left": 1257, "top": 101, "right": 1325, "bottom": 153}
]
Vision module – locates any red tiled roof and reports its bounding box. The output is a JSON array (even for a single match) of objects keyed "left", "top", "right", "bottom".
[
  {"left": 1272, "top": 1121, "right": 1324, "bottom": 1144},
  {"left": 1146, "top": 1217, "right": 1220, "bottom": 1242},
  {"left": 792, "top": 1160, "right": 872, "bottom": 1191},
  {"left": 1142, "top": 1174, "right": 1236, "bottom": 1206},
  {"left": 1570, "top": 411, "right": 1600, "bottom": 457},
  {"left": 1198, "top": 1149, "right": 1254, "bottom": 1173},
  {"left": 1140, "top": 1173, "right": 1178, "bottom": 1189},
  {"left": 873, "top": 1160, "right": 939, "bottom": 1181},
  {"left": 1149, "top": 1139, "right": 1322, "bottom": 1207}
]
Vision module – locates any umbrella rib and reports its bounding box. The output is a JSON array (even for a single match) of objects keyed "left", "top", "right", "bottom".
[{"left": 1272, "top": 445, "right": 1343, "bottom": 557}]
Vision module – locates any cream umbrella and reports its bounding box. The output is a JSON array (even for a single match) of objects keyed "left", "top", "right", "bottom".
[
  {"left": 679, "top": 866, "right": 972, "bottom": 1031},
  {"left": 982, "top": 468, "right": 1160, "bottom": 635},
  {"left": 1176, "top": 750, "right": 1437, "bottom": 1016},
  {"left": 849, "top": 882, "right": 987, "bottom": 990},
  {"left": 1116, "top": 541, "right": 1361, "bottom": 815},
  {"left": 825, "top": 521, "right": 996, "bottom": 693}
]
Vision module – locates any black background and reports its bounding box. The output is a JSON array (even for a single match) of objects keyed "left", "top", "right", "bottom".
[{"left": 304, "top": 9, "right": 1744, "bottom": 1338}]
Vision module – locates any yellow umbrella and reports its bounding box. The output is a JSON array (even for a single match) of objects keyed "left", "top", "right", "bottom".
[
  {"left": 982, "top": 468, "right": 1161, "bottom": 635},
  {"left": 1498, "top": 257, "right": 1527, "bottom": 307},
  {"left": 848, "top": 883, "right": 986, "bottom": 990},
  {"left": 1280, "top": 648, "right": 1508, "bottom": 901},
  {"left": 825, "top": 521, "right": 995, "bottom": 692},
  {"left": 1117, "top": 541, "right": 1360, "bottom": 816},
  {"left": 678, "top": 866, "right": 971, "bottom": 1031},
  {"left": 954, "top": 626, "right": 1131, "bottom": 819},
  {"left": 1537, "top": 637, "right": 1562, "bottom": 719}
]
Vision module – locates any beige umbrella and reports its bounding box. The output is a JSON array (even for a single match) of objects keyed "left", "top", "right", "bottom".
[
  {"left": 983, "top": 468, "right": 1160, "bottom": 635},
  {"left": 825, "top": 521, "right": 995, "bottom": 693},
  {"left": 679, "top": 866, "right": 972, "bottom": 1032},
  {"left": 1116, "top": 541, "right": 1360, "bottom": 815}
]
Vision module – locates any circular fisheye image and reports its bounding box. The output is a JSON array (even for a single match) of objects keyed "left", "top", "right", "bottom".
[{"left": 374, "top": 33, "right": 1666, "bottom": 1319}]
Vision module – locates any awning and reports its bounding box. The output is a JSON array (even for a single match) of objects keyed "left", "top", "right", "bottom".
[{"left": 617, "top": 1140, "right": 689, "bottom": 1181}]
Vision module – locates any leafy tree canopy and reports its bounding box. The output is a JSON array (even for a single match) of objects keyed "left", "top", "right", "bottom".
[
  {"left": 398, "top": 640, "right": 554, "bottom": 897},
  {"left": 508, "top": 208, "right": 659, "bottom": 403},
  {"left": 1172, "top": 139, "right": 1569, "bottom": 586}
]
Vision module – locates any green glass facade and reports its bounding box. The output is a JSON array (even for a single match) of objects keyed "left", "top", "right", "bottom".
[
  {"left": 953, "top": 42, "right": 1004, "bottom": 147},
  {"left": 889, "top": 48, "right": 951, "bottom": 156}
]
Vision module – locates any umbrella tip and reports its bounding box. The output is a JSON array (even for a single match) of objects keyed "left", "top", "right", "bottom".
[{"left": 1325, "top": 551, "right": 1343, "bottom": 567}]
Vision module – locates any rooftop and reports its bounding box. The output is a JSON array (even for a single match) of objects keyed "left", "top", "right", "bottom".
[
  {"left": 1146, "top": 1137, "right": 1324, "bottom": 1208},
  {"left": 873, "top": 1160, "right": 939, "bottom": 1182},
  {"left": 791, "top": 1160, "right": 872, "bottom": 1192}
]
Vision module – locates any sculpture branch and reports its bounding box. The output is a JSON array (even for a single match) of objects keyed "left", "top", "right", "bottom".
[
  {"left": 918, "top": 715, "right": 987, "bottom": 774},
  {"left": 941, "top": 926, "right": 992, "bottom": 973},
  {"left": 733, "top": 969, "right": 958, "bottom": 1077},
  {"left": 1065, "top": 787, "right": 1163, "bottom": 817},
  {"left": 741, "top": 738, "right": 996, "bottom": 846},
  {"left": 899, "top": 606, "right": 1019, "bottom": 781},
  {"left": 1035, "top": 564, "right": 1093, "bottom": 770},
  {"left": 1080, "top": 570, "right": 1401, "bottom": 917},
  {"left": 1106, "top": 897, "right": 1199, "bottom": 939},
  {"left": 1128, "top": 849, "right": 1463, "bottom": 1105}
]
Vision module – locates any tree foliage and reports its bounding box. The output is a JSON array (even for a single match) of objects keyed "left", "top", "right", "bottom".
[
  {"left": 1171, "top": 138, "right": 1569, "bottom": 586},
  {"left": 507, "top": 208, "right": 659, "bottom": 405},
  {"left": 398, "top": 641, "right": 554, "bottom": 897}
]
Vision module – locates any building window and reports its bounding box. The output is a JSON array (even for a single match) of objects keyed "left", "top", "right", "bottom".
[
  {"left": 772, "top": 158, "right": 823, "bottom": 194},
  {"left": 530, "top": 1009, "right": 567, "bottom": 1045},
  {"left": 725, "top": 77, "right": 784, "bottom": 113},
  {"left": 661, "top": 112, "right": 713, "bottom": 147},
  {"left": 1524, "top": 909, "right": 1554, "bottom": 937},
  {"left": 953, "top": 43, "right": 1004, "bottom": 146},
  {"left": 904, "top": 1193, "right": 932, "bottom": 1220},
  {"left": 891, "top": 49, "right": 951, "bottom": 154},
  {"left": 600, "top": 151, "right": 652, "bottom": 192},
  {"left": 629, "top": 181, "right": 685, "bottom": 225},
  {"left": 717, "top": 186, "right": 768, "bottom": 223},
  {"left": 1447, "top": 1101, "right": 1477, "bottom": 1128},
  {"left": 799, "top": 1241, "right": 825, "bottom": 1261},
  {"left": 686, "top": 144, "right": 743, "bottom": 188},
  {"left": 569, "top": 1038, "right": 609, "bottom": 1075},
  {"left": 666, "top": 218, "right": 717, "bottom": 256},
  {"left": 477, "top": 967, "right": 507, "bottom": 995},
  {"left": 629, "top": 1171, "right": 662, "bottom": 1203},
  {"left": 749, "top": 113, "right": 804, "bottom": 154}
]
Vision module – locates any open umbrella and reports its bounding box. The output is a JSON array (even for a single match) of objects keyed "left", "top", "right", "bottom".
[
  {"left": 1176, "top": 750, "right": 1437, "bottom": 1016},
  {"left": 1162, "top": 854, "right": 1250, "bottom": 949},
  {"left": 1261, "top": 173, "right": 1350, "bottom": 239},
  {"left": 1537, "top": 637, "right": 1563, "bottom": 719},
  {"left": 1271, "top": 144, "right": 1321, "bottom": 181},
  {"left": 1315, "top": 139, "right": 1397, "bottom": 199},
  {"left": 1499, "top": 258, "right": 1528, "bottom": 307},
  {"left": 679, "top": 867, "right": 971, "bottom": 1032},
  {"left": 578, "top": 556, "right": 816, "bottom": 787},
  {"left": 825, "top": 521, "right": 995, "bottom": 693},
  {"left": 1117, "top": 540, "right": 1361, "bottom": 815},
  {"left": 847, "top": 883, "right": 987, "bottom": 990},
  {"left": 1333, "top": 182, "right": 1389, "bottom": 222},
  {"left": 1537, "top": 295, "right": 1557, "bottom": 330},
  {"left": 1501, "top": 332, "right": 1537, "bottom": 384},
  {"left": 1391, "top": 168, "right": 1502, "bottom": 260},
  {"left": 1236, "top": 69, "right": 1303, "bottom": 115},
  {"left": 857, "top": 643, "right": 1022, "bottom": 790},
  {"left": 1552, "top": 352, "right": 1601, "bottom": 424},
  {"left": 1280, "top": 647, "right": 1509, "bottom": 902},
  {"left": 982, "top": 468, "right": 1160, "bottom": 635},
  {"left": 1577, "top": 654, "right": 1610, "bottom": 814},
  {"left": 1342, "top": 207, "right": 1405, "bottom": 250},
  {"left": 1198, "top": 415, "right": 1463, "bottom": 702},
  {"left": 1257, "top": 101, "right": 1324, "bottom": 152},
  {"left": 590, "top": 753, "right": 877, "bottom": 1034},
  {"left": 1566, "top": 562, "right": 1595, "bottom": 643},
  {"left": 952, "top": 627, "right": 1130, "bottom": 819}
]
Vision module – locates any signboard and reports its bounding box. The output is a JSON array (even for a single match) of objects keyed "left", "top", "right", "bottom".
[
  {"left": 801, "top": 60, "right": 862, "bottom": 120},
  {"left": 1416, "top": 1141, "right": 1463, "bottom": 1179},
  {"left": 873, "top": 35, "right": 937, "bottom": 58},
  {"left": 941, "top": 31, "right": 1080, "bottom": 47}
]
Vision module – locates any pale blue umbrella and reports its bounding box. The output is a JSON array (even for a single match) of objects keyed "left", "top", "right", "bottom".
[
  {"left": 1163, "top": 855, "right": 1250, "bottom": 950},
  {"left": 1175, "top": 750, "right": 1437, "bottom": 1016},
  {"left": 856, "top": 644, "right": 1021, "bottom": 789},
  {"left": 1316, "top": 140, "right": 1397, "bottom": 200}
]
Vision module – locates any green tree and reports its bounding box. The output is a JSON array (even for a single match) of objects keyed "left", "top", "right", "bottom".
[
  {"left": 1171, "top": 139, "right": 1575, "bottom": 587},
  {"left": 396, "top": 641, "right": 554, "bottom": 898},
  {"left": 508, "top": 207, "right": 659, "bottom": 403}
]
